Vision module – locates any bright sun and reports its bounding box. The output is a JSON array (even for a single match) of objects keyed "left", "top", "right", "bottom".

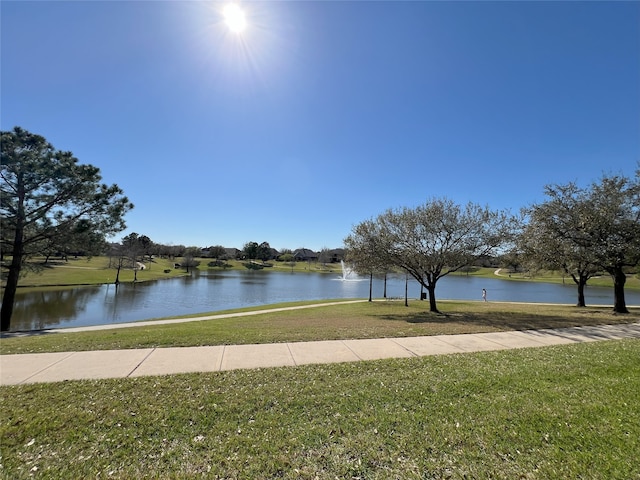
[{"left": 223, "top": 4, "right": 247, "bottom": 33}]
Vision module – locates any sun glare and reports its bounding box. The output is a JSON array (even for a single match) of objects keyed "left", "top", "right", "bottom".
[{"left": 223, "top": 4, "right": 247, "bottom": 33}]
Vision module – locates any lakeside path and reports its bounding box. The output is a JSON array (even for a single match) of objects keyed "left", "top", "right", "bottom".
[{"left": 2, "top": 300, "right": 639, "bottom": 386}]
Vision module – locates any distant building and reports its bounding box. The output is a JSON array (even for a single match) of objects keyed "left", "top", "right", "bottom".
[
  {"left": 293, "top": 248, "right": 318, "bottom": 262},
  {"left": 327, "top": 248, "right": 345, "bottom": 263},
  {"left": 225, "top": 247, "right": 242, "bottom": 260}
]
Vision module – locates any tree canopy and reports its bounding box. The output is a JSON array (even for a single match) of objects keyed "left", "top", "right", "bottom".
[
  {"left": 346, "top": 198, "right": 517, "bottom": 312},
  {"left": 519, "top": 182, "right": 600, "bottom": 307},
  {"left": 1, "top": 127, "right": 133, "bottom": 331},
  {"left": 582, "top": 171, "right": 640, "bottom": 313},
  {"left": 344, "top": 219, "right": 394, "bottom": 302},
  {"left": 521, "top": 169, "right": 640, "bottom": 313}
]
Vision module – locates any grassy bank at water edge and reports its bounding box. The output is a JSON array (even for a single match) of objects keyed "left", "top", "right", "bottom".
[{"left": 1, "top": 300, "right": 638, "bottom": 354}]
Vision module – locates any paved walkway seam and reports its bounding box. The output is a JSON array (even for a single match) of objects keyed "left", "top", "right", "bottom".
[
  {"left": 217, "top": 345, "right": 226, "bottom": 372},
  {"left": 25, "top": 352, "right": 76, "bottom": 385},
  {"left": 475, "top": 333, "right": 525, "bottom": 351},
  {"left": 286, "top": 343, "right": 298, "bottom": 367},
  {"left": 127, "top": 347, "right": 157, "bottom": 378},
  {"left": 389, "top": 338, "right": 419, "bottom": 357},
  {"left": 341, "top": 340, "right": 364, "bottom": 362}
]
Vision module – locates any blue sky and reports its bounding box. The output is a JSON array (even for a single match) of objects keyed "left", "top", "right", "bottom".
[{"left": 2, "top": 1, "right": 639, "bottom": 252}]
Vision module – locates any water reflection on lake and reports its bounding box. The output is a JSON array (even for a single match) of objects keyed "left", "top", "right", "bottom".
[{"left": 9, "top": 270, "right": 640, "bottom": 331}]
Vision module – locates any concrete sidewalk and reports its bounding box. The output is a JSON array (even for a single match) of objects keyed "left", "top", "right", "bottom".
[{"left": 2, "top": 323, "right": 639, "bottom": 386}]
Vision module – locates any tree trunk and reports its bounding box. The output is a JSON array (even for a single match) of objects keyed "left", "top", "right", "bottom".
[
  {"left": 427, "top": 283, "right": 438, "bottom": 313},
  {"left": 1, "top": 253, "right": 22, "bottom": 331},
  {"left": 576, "top": 281, "right": 586, "bottom": 307},
  {"left": 404, "top": 275, "right": 408, "bottom": 307},
  {"left": 577, "top": 282, "right": 587, "bottom": 307},
  {"left": 612, "top": 268, "right": 628, "bottom": 314},
  {"left": 383, "top": 273, "right": 387, "bottom": 298},
  {"left": 368, "top": 273, "right": 373, "bottom": 302},
  {"left": 115, "top": 261, "right": 122, "bottom": 284},
  {"left": 570, "top": 272, "right": 588, "bottom": 307},
  {"left": 1, "top": 181, "right": 25, "bottom": 332}
]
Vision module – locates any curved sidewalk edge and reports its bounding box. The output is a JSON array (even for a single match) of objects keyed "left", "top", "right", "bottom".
[{"left": 2, "top": 322, "right": 639, "bottom": 386}]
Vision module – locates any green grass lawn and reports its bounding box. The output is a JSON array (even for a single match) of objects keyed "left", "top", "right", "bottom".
[
  {"left": 6, "top": 256, "right": 189, "bottom": 287},
  {"left": 1, "top": 339, "right": 638, "bottom": 479},
  {"left": 2, "top": 297, "right": 639, "bottom": 478},
  {"left": 1, "top": 300, "right": 639, "bottom": 355}
]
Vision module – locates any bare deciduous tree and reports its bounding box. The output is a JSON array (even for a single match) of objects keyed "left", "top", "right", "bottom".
[
  {"left": 347, "top": 198, "right": 517, "bottom": 312},
  {"left": 521, "top": 169, "right": 640, "bottom": 313},
  {"left": 520, "top": 183, "right": 600, "bottom": 307},
  {"left": 344, "top": 219, "right": 394, "bottom": 302}
]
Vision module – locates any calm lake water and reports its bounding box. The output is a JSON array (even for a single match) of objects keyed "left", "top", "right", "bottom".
[{"left": 10, "top": 270, "right": 640, "bottom": 331}]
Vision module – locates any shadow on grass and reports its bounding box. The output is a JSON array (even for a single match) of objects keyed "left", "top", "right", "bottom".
[
  {"left": 1, "top": 329, "right": 58, "bottom": 339},
  {"left": 376, "top": 308, "right": 640, "bottom": 334},
  {"left": 527, "top": 322, "right": 640, "bottom": 342}
]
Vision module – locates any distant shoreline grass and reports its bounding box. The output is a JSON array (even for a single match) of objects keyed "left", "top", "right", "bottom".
[
  {"left": 3, "top": 256, "right": 639, "bottom": 291},
  {"left": 1, "top": 256, "right": 344, "bottom": 290},
  {"left": 1, "top": 339, "right": 638, "bottom": 479}
]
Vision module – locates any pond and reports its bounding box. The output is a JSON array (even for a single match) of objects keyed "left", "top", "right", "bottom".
[{"left": 9, "top": 269, "right": 640, "bottom": 332}]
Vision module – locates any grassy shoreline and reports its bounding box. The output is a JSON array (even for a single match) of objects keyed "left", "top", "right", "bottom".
[{"left": 1, "top": 299, "right": 638, "bottom": 355}]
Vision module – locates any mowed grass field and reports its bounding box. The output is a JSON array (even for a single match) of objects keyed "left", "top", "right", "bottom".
[
  {"left": 2, "top": 300, "right": 639, "bottom": 354},
  {"left": 1, "top": 339, "right": 639, "bottom": 479},
  {"left": 2, "top": 259, "right": 639, "bottom": 478},
  {"left": 4, "top": 256, "right": 189, "bottom": 287}
]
